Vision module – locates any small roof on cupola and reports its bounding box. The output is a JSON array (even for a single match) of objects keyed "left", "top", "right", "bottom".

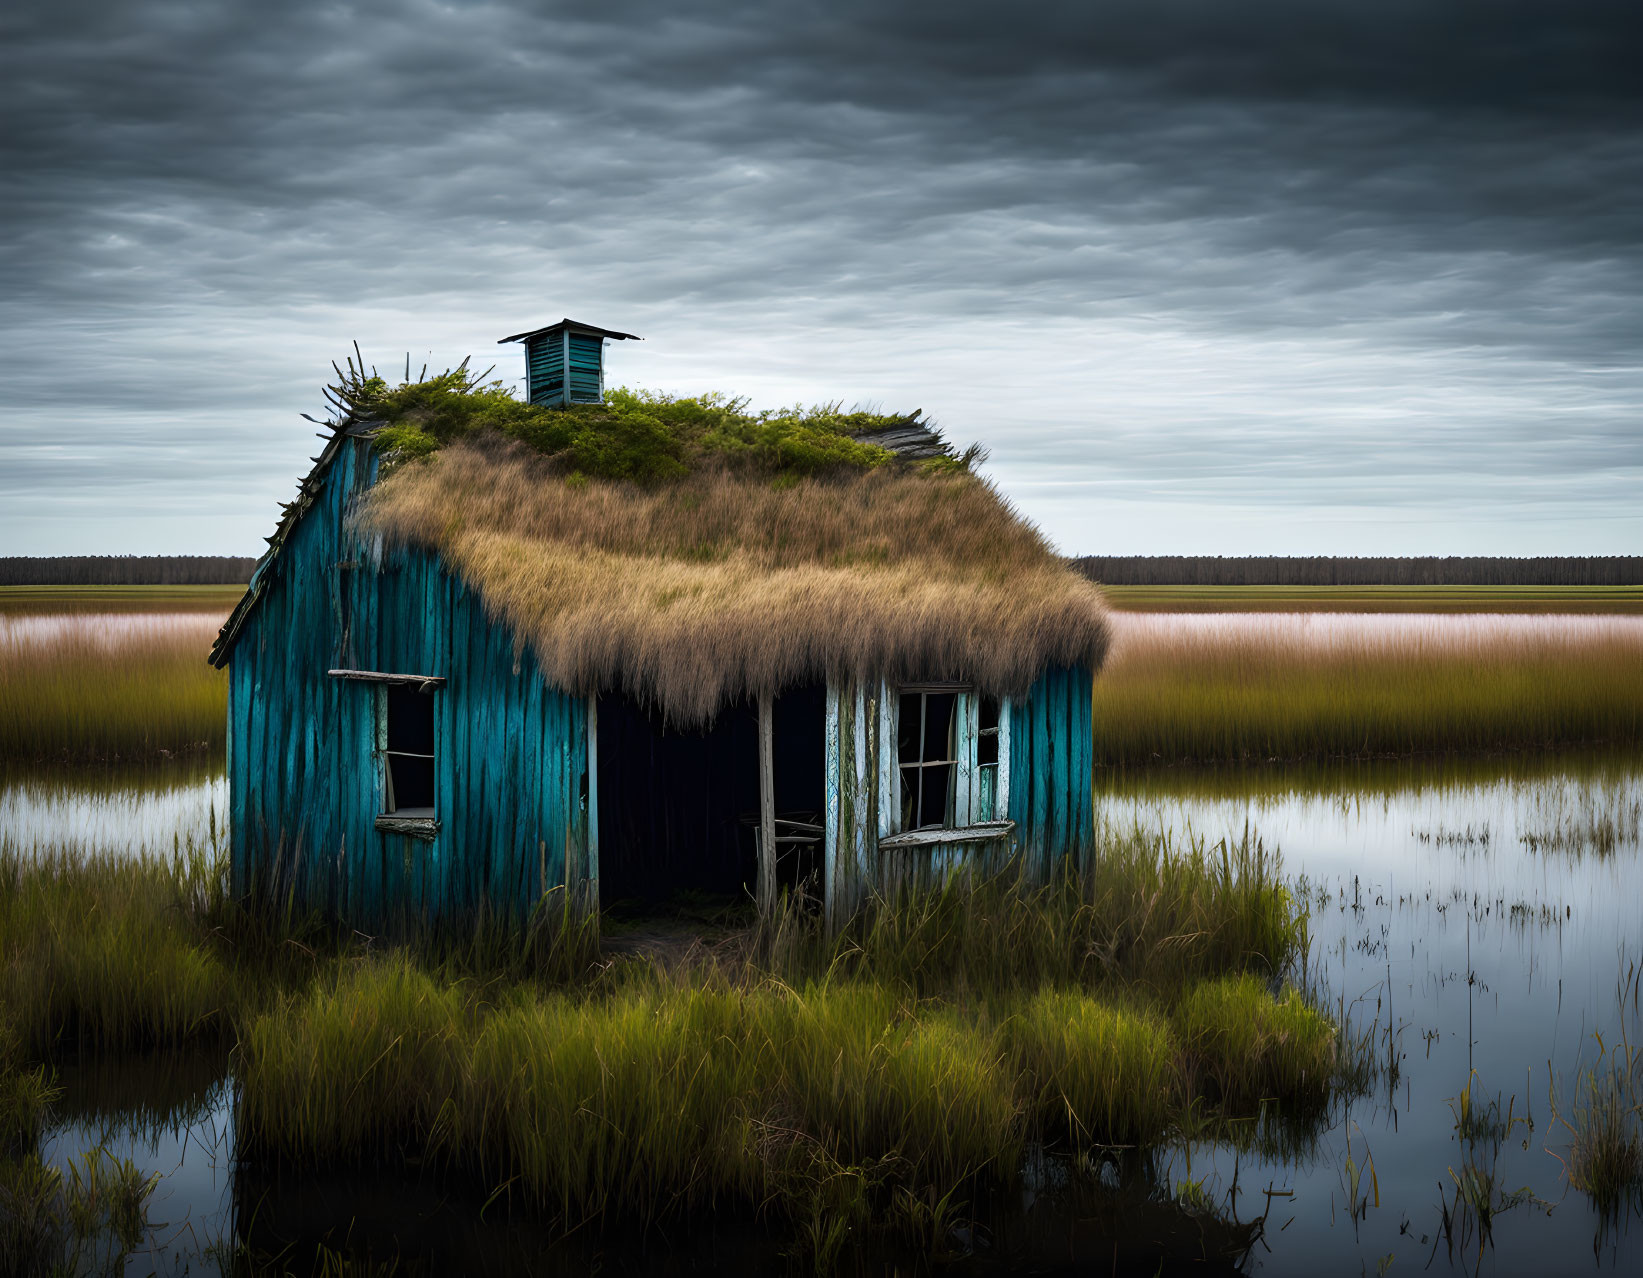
[
  {"left": 500, "top": 318, "right": 640, "bottom": 407},
  {"left": 497, "top": 318, "right": 642, "bottom": 344}
]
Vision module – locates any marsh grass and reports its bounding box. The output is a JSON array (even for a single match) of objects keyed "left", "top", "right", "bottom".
[
  {"left": 234, "top": 960, "right": 1331, "bottom": 1238},
  {"left": 1095, "top": 612, "right": 1643, "bottom": 765},
  {"left": 1175, "top": 973, "right": 1336, "bottom": 1110},
  {"left": 811, "top": 829, "right": 1300, "bottom": 998},
  {"left": 1, "top": 830, "right": 1348, "bottom": 1251},
  {"left": 230, "top": 844, "right": 1338, "bottom": 1239},
  {"left": 0, "top": 585, "right": 244, "bottom": 616},
  {"left": 1564, "top": 1065, "right": 1642, "bottom": 1217},
  {"left": 0, "top": 612, "right": 226, "bottom": 763},
  {"left": 0, "top": 842, "right": 235, "bottom": 1060}
]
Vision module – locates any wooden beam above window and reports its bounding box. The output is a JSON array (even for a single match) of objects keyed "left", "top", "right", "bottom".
[{"left": 327, "top": 668, "right": 447, "bottom": 691}]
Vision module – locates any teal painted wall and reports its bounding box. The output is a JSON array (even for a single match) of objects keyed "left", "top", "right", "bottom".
[
  {"left": 1007, "top": 664, "right": 1096, "bottom": 878},
  {"left": 226, "top": 434, "right": 590, "bottom": 926}
]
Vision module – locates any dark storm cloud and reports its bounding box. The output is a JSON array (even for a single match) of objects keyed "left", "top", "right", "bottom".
[{"left": 0, "top": 0, "right": 1638, "bottom": 553}]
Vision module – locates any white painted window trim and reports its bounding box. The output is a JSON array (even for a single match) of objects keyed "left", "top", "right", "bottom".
[{"left": 885, "top": 687, "right": 1013, "bottom": 837}]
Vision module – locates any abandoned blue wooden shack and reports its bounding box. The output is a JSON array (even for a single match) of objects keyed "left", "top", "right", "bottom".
[{"left": 210, "top": 320, "right": 1110, "bottom": 930}]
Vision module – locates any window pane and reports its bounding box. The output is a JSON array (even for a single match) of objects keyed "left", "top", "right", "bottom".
[
  {"left": 388, "top": 753, "right": 436, "bottom": 813},
  {"left": 922, "top": 693, "right": 955, "bottom": 762},
  {"left": 976, "top": 765, "right": 996, "bottom": 822},
  {"left": 897, "top": 694, "right": 922, "bottom": 763},
  {"left": 917, "top": 762, "right": 952, "bottom": 829},
  {"left": 978, "top": 696, "right": 999, "bottom": 766},
  {"left": 387, "top": 685, "right": 435, "bottom": 755}
]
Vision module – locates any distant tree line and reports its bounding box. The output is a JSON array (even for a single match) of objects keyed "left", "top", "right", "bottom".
[
  {"left": 0, "top": 556, "right": 257, "bottom": 586},
  {"left": 1071, "top": 556, "right": 1643, "bottom": 587}
]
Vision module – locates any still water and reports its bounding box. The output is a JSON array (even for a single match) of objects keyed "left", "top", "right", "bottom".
[{"left": 9, "top": 751, "right": 1641, "bottom": 1275}]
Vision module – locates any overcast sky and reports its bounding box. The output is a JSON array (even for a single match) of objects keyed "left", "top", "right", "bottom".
[{"left": 2, "top": 0, "right": 1638, "bottom": 557}]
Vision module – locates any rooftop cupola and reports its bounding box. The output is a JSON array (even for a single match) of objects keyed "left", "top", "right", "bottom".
[{"left": 497, "top": 318, "right": 641, "bottom": 408}]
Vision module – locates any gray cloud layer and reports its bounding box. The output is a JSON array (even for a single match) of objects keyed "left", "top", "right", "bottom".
[{"left": 1, "top": 0, "right": 1638, "bottom": 554}]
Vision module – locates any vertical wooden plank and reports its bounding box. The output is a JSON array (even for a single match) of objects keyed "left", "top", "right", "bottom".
[
  {"left": 586, "top": 693, "right": 599, "bottom": 913},
  {"left": 850, "top": 681, "right": 872, "bottom": 909},
  {"left": 1068, "top": 664, "right": 1095, "bottom": 868},
  {"left": 996, "top": 696, "right": 1013, "bottom": 824},
  {"left": 952, "top": 691, "right": 975, "bottom": 829},
  {"left": 757, "top": 690, "right": 776, "bottom": 918},
  {"left": 876, "top": 686, "right": 898, "bottom": 839},
  {"left": 823, "top": 681, "right": 841, "bottom": 934}
]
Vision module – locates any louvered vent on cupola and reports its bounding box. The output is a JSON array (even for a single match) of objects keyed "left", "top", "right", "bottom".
[{"left": 497, "top": 318, "right": 641, "bottom": 408}]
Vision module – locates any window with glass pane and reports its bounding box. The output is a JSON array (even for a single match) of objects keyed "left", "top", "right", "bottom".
[
  {"left": 898, "top": 690, "right": 958, "bottom": 830},
  {"left": 976, "top": 695, "right": 1000, "bottom": 821},
  {"left": 383, "top": 684, "right": 436, "bottom": 816}
]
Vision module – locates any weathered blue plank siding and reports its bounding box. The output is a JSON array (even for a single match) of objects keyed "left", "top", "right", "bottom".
[
  {"left": 226, "top": 435, "right": 590, "bottom": 927},
  {"left": 823, "top": 666, "right": 1096, "bottom": 917},
  {"left": 1008, "top": 664, "right": 1095, "bottom": 878}
]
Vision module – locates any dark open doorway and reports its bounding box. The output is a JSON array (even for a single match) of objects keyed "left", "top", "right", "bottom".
[{"left": 595, "top": 683, "right": 827, "bottom": 911}]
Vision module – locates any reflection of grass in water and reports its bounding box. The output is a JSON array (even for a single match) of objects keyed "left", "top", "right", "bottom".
[
  {"left": 1, "top": 757, "right": 224, "bottom": 802},
  {"left": 1518, "top": 779, "right": 1643, "bottom": 858},
  {"left": 1094, "top": 613, "right": 1643, "bottom": 765},
  {"left": 0, "top": 613, "right": 227, "bottom": 764},
  {"left": 0, "top": 1147, "right": 159, "bottom": 1277},
  {"left": 1098, "top": 743, "right": 1643, "bottom": 808},
  {"left": 1437, "top": 1072, "right": 1547, "bottom": 1264}
]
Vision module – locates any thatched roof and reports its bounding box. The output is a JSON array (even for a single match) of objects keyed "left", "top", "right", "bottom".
[{"left": 356, "top": 438, "right": 1110, "bottom": 723}]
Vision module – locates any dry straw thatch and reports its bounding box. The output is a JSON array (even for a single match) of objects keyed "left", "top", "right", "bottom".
[{"left": 358, "top": 438, "right": 1110, "bottom": 723}]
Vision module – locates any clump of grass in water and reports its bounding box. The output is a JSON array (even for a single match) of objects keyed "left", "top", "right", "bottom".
[
  {"left": 0, "top": 844, "right": 235, "bottom": 1059},
  {"left": 1175, "top": 973, "right": 1336, "bottom": 1110},
  {"left": 1565, "top": 1065, "right": 1643, "bottom": 1217},
  {"left": 236, "top": 964, "right": 1338, "bottom": 1243},
  {"left": 1001, "top": 991, "right": 1177, "bottom": 1145},
  {"left": 1553, "top": 1024, "right": 1643, "bottom": 1219},
  {"left": 813, "top": 828, "right": 1302, "bottom": 998},
  {"left": 3, "top": 828, "right": 1350, "bottom": 1255},
  {"left": 1518, "top": 778, "right": 1642, "bottom": 858}
]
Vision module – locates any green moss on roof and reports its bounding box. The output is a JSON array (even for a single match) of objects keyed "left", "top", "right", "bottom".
[{"left": 348, "top": 368, "right": 949, "bottom": 484}]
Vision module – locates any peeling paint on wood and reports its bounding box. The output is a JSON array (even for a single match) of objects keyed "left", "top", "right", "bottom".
[{"left": 227, "top": 435, "right": 590, "bottom": 928}]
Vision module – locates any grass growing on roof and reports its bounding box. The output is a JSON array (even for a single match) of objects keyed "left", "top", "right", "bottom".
[
  {"left": 358, "top": 367, "right": 920, "bottom": 483},
  {"left": 360, "top": 438, "right": 1110, "bottom": 723}
]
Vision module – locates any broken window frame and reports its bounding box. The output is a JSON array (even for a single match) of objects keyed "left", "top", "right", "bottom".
[
  {"left": 890, "top": 684, "right": 1011, "bottom": 836},
  {"left": 897, "top": 686, "right": 962, "bottom": 831},
  {"left": 326, "top": 669, "right": 443, "bottom": 837}
]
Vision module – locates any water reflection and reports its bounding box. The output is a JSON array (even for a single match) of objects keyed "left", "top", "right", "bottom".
[
  {"left": 1101, "top": 752, "right": 1643, "bottom": 1274},
  {"left": 0, "top": 762, "right": 224, "bottom": 858}
]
